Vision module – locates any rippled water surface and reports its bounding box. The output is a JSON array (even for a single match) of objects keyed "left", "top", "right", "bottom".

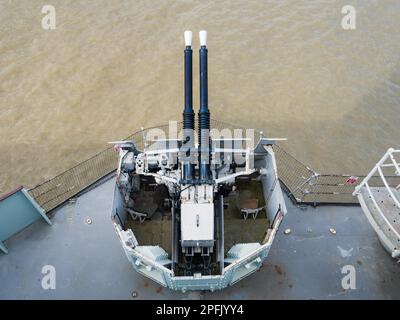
[{"left": 1, "top": 0, "right": 400, "bottom": 193}]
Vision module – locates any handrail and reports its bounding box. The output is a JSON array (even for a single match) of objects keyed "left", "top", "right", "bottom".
[
  {"left": 353, "top": 148, "right": 400, "bottom": 196},
  {"left": 24, "top": 122, "right": 399, "bottom": 211},
  {"left": 377, "top": 166, "right": 400, "bottom": 208},
  {"left": 365, "top": 183, "right": 400, "bottom": 240},
  {"left": 389, "top": 152, "right": 400, "bottom": 176}
]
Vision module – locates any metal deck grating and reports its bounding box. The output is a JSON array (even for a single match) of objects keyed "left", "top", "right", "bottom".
[
  {"left": 26, "top": 121, "right": 400, "bottom": 213},
  {"left": 360, "top": 186, "right": 400, "bottom": 249}
]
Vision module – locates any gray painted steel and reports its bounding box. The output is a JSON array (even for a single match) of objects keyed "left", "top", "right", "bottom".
[{"left": 0, "top": 178, "right": 399, "bottom": 299}]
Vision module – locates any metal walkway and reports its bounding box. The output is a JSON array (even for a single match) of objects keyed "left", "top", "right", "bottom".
[
  {"left": 1, "top": 177, "right": 399, "bottom": 299},
  {"left": 354, "top": 148, "right": 400, "bottom": 259}
]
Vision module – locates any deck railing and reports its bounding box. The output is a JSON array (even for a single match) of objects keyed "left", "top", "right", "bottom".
[
  {"left": 353, "top": 148, "right": 400, "bottom": 198},
  {"left": 352, "top": 148, "right": 400, "bottom": 241},
  {"left": 27, "top": 120, "right": 400, "bottom": 213}
]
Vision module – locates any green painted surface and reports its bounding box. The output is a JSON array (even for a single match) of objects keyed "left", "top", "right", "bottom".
[{"left": 0, "top": 188, "right": 50, "bottom": 253}]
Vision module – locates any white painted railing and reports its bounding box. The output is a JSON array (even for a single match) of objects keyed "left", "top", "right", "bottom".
[
  {"left": 353, "top": 148, "right": 400, "bottom": 242},
  {"left": 353, "top": 148, "right": 400, "bottom": 197}
]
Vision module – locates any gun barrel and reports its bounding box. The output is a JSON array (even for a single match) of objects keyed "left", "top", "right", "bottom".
[
  {"left": 182, "top": 31, "right": 195, "bottom": 183},
  {"left": 198, "top": 30, "right": 210, "bottom": 182}
]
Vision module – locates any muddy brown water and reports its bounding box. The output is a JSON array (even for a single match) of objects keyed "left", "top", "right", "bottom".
[{"left": 1, "top": 1, "right": 400, "bottom": 194}]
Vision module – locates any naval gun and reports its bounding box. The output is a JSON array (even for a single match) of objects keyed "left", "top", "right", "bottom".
[{"left": 111, "top": 31, "right": 287, "bottom": 291}]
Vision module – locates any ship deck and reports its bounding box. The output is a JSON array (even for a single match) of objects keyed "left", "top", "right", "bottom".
[{"left": 1, "top": 177, "right": 399, "bottom": 299}]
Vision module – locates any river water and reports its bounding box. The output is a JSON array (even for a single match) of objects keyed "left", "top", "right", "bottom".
[{"left": 1, "top": 0, "right": 400, "bottom": 194}]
